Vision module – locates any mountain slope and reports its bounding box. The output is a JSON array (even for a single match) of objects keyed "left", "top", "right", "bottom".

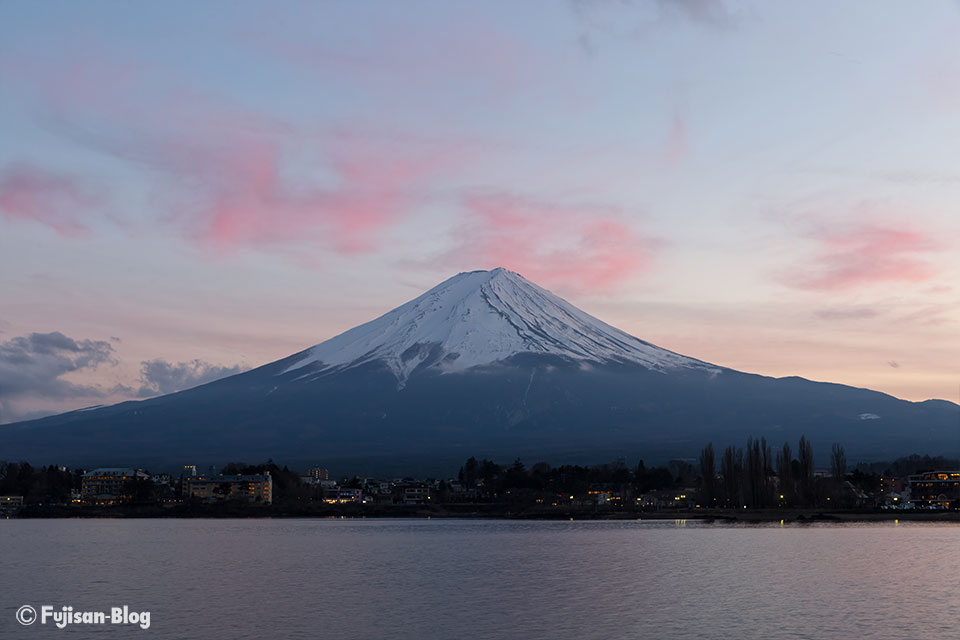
[
  {"left": 283, "top": 268, "right": 715, "bottom": 384},
  {"left": 3, "top": 268, "right": 958, "bottom": 473}
]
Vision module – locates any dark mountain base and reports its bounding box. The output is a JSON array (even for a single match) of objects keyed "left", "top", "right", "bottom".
[{"left": 4, "top": 354, "right": 958, "bottom": 474}]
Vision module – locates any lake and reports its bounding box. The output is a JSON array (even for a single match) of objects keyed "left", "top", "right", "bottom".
[{"left": 2, "top": 518, "right": 958, "bottom": 638}]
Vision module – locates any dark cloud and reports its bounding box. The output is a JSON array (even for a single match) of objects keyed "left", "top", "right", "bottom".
[
  {"left": 0, "top": 331, "right": 122, "bottom": 423},
  {"left": 656, "top": 0, "right": 738, "bottom": 29},
  {"left": 569, "top": 0, "right": 742, "bottom": 51},
  {"left": 0, "top": 332, "right": 247, "bottom": 422},
  {"left": 136, "top": 359, "right": 246, "bottom": 398},
  {"left": 0, "top": 331, "right": 115, "bottom": 398}
]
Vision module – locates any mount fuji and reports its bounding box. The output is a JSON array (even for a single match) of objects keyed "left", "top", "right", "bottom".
[
  {"left": 4, "top": 268, "right": 958, "bottom": 472},
  {"left": 283, "top": 268, "right": 715, "bottom": 384}
]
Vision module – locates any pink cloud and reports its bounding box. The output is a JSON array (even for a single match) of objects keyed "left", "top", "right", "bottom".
[
  {"left": 783, "top": 223, "right": 942, "bottom": 291},
  {"left": 197, "top": 133, "right": 450, "bottom": 255},
  {"left": 0, "top": 164, "right": 99, "bottom": 236},
  {"left": 450, "top": 191, "right": 654, "bottom": 292},
  {"left": 17, "top": 58, "right": 458, "bottom": 255},
  {"left": 4, "top": 47, "right": 469, "bottom": 257}
]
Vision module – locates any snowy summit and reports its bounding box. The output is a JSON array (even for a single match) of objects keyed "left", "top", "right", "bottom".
[{"left": 284, "top": 268, "right": 715, "bottom": 383}]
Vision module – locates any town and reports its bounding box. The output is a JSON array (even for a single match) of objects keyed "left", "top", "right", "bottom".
[{"left": 2, "top": 437, "right": 960, "bottom": 520}]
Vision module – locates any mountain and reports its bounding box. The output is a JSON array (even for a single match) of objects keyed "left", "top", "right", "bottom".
[
  {"left": 3, "top": 268, "right": 958, "bottom": 473},
  {"left": 283, "top": 268, "right": 715, "bottom": 384}
]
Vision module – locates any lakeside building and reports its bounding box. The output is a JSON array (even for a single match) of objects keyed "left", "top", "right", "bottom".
[
  {"left": 307, "top": 467, "right": 329, "bottom": 482},
  {"left": 183, "top": 473, "right": 273, "bottom": 504},
  {"left": 880, "top": 476, "right": 903, "bottom": 495},
  {"left": 323, "top": 487, "right": 362, "bottom": 504},
  {"left": 587, "top": 490, "right": 616, "bottom": 505},
  {"left": 81, "top": 468, "right": 150, "bottom": 504},
  {"left": 0, "top": 495, "right": 23, "bottom": 513},
  {"left": 402, "top": 485, "right": 431, "bottom": 505},
  {"left": 152, "top": 473, "right": 173, "bottom": 487},
  {"left": 909, "top": 471, "right": 960, "bottom": 508}
]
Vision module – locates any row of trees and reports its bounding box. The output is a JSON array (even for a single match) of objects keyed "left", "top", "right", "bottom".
[
  {"left": 700, "top": 436, "right": 850, "bottom": 508},
  {"left": 0, "top": 462, "right": 80, "bottom": 503},
  {"left": 454, "top": 435, "right": 857, "bottom": 509},
  {"left": 457, "top": 456, "right": 678, "bottom": 500}
]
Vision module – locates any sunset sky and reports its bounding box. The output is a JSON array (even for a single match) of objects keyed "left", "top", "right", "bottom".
[{"left": 2, "top": 1, "right": 959, "bottom": 422}]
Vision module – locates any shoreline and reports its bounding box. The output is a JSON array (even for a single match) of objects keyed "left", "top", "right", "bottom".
[{"left": 7, "top": 503, "right": 960, "bottom": 522}]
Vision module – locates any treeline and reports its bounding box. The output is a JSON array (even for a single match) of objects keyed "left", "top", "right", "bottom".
[
  {"left": 2, "top": 445, "right": 956, "bottom": 509},
  {"left": 855, "top": 454, "right": 960, "bottom": 478},
  {"left": 698, "top": 436, "right": 851, "bottom": 509},
  {"left": 456, "top": 435, "right": 874, "bottom": 509},
  {"left": 456, "top": 456, "right": 683, "bottom": 501},
  {"left": 0, "top": 462, "right": 81, "bottom": 503}
]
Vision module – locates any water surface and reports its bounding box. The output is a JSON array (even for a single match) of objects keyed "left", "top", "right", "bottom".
[{"left": 2, "top": 519, "right": 958, "bottom": 639}]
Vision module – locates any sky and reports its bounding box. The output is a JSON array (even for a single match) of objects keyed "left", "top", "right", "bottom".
[{"left": 1, "top": 0, "right": 959, "bottom": 422}]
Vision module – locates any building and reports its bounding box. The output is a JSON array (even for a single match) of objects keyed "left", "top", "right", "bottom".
[
  {"left": 81, "top": 468, "right": 150, "bottom": 504},
  {"left": 0, "top": 495, "right": 23, "bottom": 513},
  {"left": 183, "top": 473, "right": 273, "bottom": 504},
  {"left": 323, "top": 487, "right": 362, "bottom": 504},
  {"left": 152, "top": 473, "right": 173, "bottom": 487},
  {"left": 909, "top": 471, "right": 960, "bottom": 508},
  {"left": 880, "top": 476, "right": 903, "bottom": 495},
  {"left": 586, "top": 490, "right": 626, "bottom": 506},
  {"left": 402, "top": 485, "right": 431, "bottom": 505},
  {"left": 307, "top": 467, "right": 329, "bottom": 482}
]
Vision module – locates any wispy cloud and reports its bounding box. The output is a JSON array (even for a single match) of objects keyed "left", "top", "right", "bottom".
[
  {"left": 8, "top": 50, "right": 464, "bottom": 260},
  {"left": 656, "top": 0, "right": 740, "bottom": 29},
  {"left": 444, "top": 190, "right": 655, "bottom": 293},
  {"left": 781, "top": 222, "right": 943, "bottom": 291},
  {"left": 52, "top": 97, "right": 445, "bottom": 256},
  {"left": 196, "top": 130, "right": 457, "bottom": 256},
  {"left": 814, "top": 306, "right": 881, "bottom": 320},
  {"left": 570, "top": 0, "right": 742, "bottom": 51},
  {"left": 0, "top": 164, "right": 100, "bottom": 236}
]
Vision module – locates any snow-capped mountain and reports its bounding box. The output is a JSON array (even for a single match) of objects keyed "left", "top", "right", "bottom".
[
  {"left": 284, "top": 268, "right": 715, "bottom": 384},
  {"left": 4, "top": 268, "right": 958, "bottom": 472}
]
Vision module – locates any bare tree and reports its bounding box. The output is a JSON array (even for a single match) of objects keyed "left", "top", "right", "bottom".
[
  {"left": 699, "top": 443, "right": 716, "bottom": 507},
  {"left": 776, "top": 442, "right": 793, "bottom": 505},
  {"left": 745, "top": 437, "right": 763, "bottom": 508},
  {"left": 720, "top": 445, "right": 743, "bottom": 508},
  {"left": 797, "top": 435, "right": 814, "bottom": 507},
  {"left": 830, "top": 443, "right": 847, "bottom": 482}
]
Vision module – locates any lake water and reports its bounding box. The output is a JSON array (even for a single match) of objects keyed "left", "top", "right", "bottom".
[{"left": 2, "top": 518, "right": 959, "bottom": 639}]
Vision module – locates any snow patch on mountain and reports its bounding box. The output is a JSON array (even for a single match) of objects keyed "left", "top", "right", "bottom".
[{"left": 283, "top": 268, "right": 718, "bottom": 383}]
